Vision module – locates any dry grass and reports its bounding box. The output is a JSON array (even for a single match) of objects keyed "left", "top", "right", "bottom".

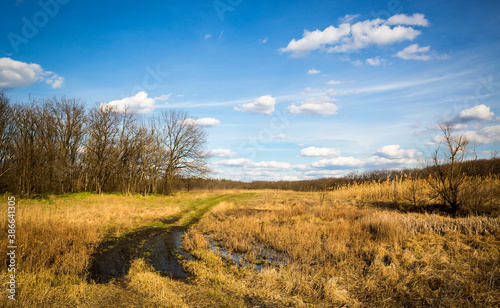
[
  {"left": 327, "top": 173, "right": 500, "bottom": 215},
  {"left": 0, "top": 191, "right": 232, "bottom": 307},
  {"left": 185, "top": 190, "right": 500, "bottom": 307},
  {"left": 1, "top": 188, "right": 499, "bottom": 307}
]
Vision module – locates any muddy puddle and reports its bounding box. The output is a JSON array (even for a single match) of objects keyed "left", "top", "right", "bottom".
[
  {"left": 88, "top": 227, "right": 193, "bottom": 283},
  {"left": 205, "top": 235, "right": 289, "bottom": 271}
]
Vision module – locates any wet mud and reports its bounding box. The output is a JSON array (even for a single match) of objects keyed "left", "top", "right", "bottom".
[{"left": 88, "top": 226, "right": 193, "bottom": 283}]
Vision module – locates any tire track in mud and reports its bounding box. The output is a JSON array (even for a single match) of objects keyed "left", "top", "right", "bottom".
[{"left": 87, "top": 194, "right": 231, "bottom": 283}]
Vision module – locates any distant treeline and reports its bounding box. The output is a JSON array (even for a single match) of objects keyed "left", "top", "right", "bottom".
[
  {"left": 0, "top": 91, "right": 208, "bottom": 197},
  {"left": 173, "top": 157, "right": 500, "bottom": 192},
  {"left": 1, "top": 90, "right": 498, "bottom": 199}
]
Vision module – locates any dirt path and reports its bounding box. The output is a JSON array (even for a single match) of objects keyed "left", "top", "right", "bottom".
[{"left": 87, "top": 194, "right": 236, "bottom": 283}]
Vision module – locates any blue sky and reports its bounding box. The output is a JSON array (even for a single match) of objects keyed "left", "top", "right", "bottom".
[{"left": 1, "top": 0, "right": 500, "bottom": 181}]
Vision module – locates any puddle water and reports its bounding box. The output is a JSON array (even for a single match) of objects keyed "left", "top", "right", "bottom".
[
  {"left": 205, "top": 236, "right": 289, "bottom": 271},
  {"left": 139, "top": 231, "right": 193, "bottom": 278},
  {"left": 88, "top": 229, "right": 193, "bottom": 283}
]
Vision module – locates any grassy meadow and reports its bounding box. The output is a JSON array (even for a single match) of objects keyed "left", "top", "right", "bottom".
[{"left": 1, "top": 182, "right": 499, "bottom": 307}]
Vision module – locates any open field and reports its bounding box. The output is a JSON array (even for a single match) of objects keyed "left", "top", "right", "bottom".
[{"left": 1, "top": 189, "right": 500, "bottom": 307}]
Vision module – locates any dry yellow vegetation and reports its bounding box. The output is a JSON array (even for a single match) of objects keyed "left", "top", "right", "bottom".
[
  {"left": 184, "top": 190, "right": 500, "bottom": 307},
  {"left": 1, "top": 186, "right": 499, "bottom": 307}
]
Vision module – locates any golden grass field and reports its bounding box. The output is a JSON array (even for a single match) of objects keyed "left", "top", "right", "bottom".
[{"left": 1, "top": 179, "right": 499, "bottom": 307}]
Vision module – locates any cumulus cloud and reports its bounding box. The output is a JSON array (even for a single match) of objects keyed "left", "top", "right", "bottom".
[
  {"left": 206, "top": 149, "right": 237, "bottom": 158},
  {"left": 288, "top": 96, "right": 339, "bottom": 115},
  {"left": 386, "top": 13, "right": 429, "bottom": 27},
  {"left": 462, "top": 125, "right": 500, "bottom": 144},
  {"left": 329, "top": 19, "right": 422, "bottom": 53},
  {"left": 180, "top": 117, "right": 221, "bottom": 127},
  {"left": 374, "top": 144, "right": 420, "bottom": 159},
  {"left": 312, "top": 156, "right": 364, "bottom": 169},
  {"left": 459, "top": 104, "right": 496, "bottom": 122},
  {"left": 279, "top": 24, "right": 351, "bottom": 57},
  {"left": 196, "top": 118, "right": 221, "bottom": 126},
  {"left": 100, "top": 92, "right": 173, "bottom": 113},
  {"left": 307, "top": 68, "right": 321, "bottom": 75},
  {"left": 0, "top": 57, "right": 64, "bottom": 89},
  {"left": 101, "top": 91, "right": 155, "bottom": 113},
  {"left": 215, "top": 158, "right": 293, "bottom": 170},
  {"left": 280, "top": 14, "right": 428, "bottom": 57},
  {"left": 211, "top": 145, "right": 424, "bottom": 181},
  {"left": 311, "top": 145, "right": 422, "bottom": 169},
  {"left": 204, "top": 34, "right": 212, "bottom": 39},
  {"left": 395, "top": 44, "right": 448, "bottom": 61},
  {"left": 235, "top": 95, "right": 276, "bottom": 115},
  {"left": 366, "top": 56, "right": 386, "bottom": 66},
  {"left": 300, "top": 146, "right": 341, "bottom": 157}
]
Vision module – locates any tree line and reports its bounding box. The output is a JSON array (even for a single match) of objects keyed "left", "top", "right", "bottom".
[{"left": 0, "top": 91, "right": 208, "bottom": 197}]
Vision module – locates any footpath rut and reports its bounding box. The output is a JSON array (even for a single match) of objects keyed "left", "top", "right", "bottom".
[{"left": 87, "top": 194, "right": 231, "bottom": 283}]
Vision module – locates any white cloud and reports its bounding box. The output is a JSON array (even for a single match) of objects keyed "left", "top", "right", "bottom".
[
  {"left": 459, "top": 104, "right": 495, "bottom": 122},
  {"left": 279, "top": 24, "right": 351, "bottom": 57},
  {"left": 395, "top": 44, "right": 448, "bottom": 61},
  {"left": 211, "top": 145, "right": 424, "bottom": 181},
  {"left": 366, "top": 56, "right": 386, "bottom": 66},
  {"left": 311, "top": 145, "right": 422, "bottom": 170},
  {"left": 329, "top": 19, "right": 421, "bottom": 53},
  {"left": 181, "top": 117, "right": 221, "bottom": 127},
  {"left": 307, "top": 68, "right": 321, "bottom": 75},
  {"left": 374, "top": 144, "right": 420, "bottom": 159},
  {"left": 386, "top": 13, "right": 429, "bottom": 27},
  {"left": 259, "top": 37, "right": 269, "bottom": 44},
  {"left": 339, "top": 14, "right": 360, "bottom": 24},
  {"left": 300, "top": 146, "right": 341, "bottom": 157},
  {"left": 326, "top": 80, "right": 345, "bottom": 85},
  {"left": 351, "top": 59, "right": 363, "bottom": 66},
  {"left": 206, "top": 149, "right": 237, "bottom": 158},
  {"left": 101, "top": 91, "right": 155, "bottom": 113},
  {"left": 204, "top": 34, "right": 212, "bottom": 39},
  {"left": 154, "top": 94, "right": 171, "bottom": 101},
  {"left": 462, "top": 125, "right": 500, "bottom": 144},
  {"left": 300, "top": 87, "right": 320, "bottom": 95},
  {"left": 312, "top": 156, "right": 364, "bottom": 168},
  {"left": 196, "top": 118, "right": 221, "bottom": 127},
  {"left": 288, "top": 96, "right": 339, "bottom": 115},
  {"left": 215, "top": 158, "right": 293, "bottom": 170},
  {"left": 0, "top": 57, "right": 64, "bottom": 89},
  {"left": 235, "top": 95, "right": 276, "bottom": 115},
  {"left": 280, "top": 15, "right": 428, "bottom": 56},
  {"left": 303, "top": 170, "right": 344, "bottom": 178}
]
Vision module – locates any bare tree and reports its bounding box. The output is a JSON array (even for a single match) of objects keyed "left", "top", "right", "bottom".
[
  {"left": 46, "top": 97, "right": 86, "bottom": 193},
  {"left": 10, "top": 100, "right": 45, "bottom": 197},
  {"left": 0, "top": 91, "right": 12, "bottom": 183},
  {"left": 427, "top": 123, "right": 471, "bottom": 213},
  {"left": 156, "top": 110, "right": 209, "bottom": 195},
  {"left": 84, "top": 105, "right": 121, "bottom": 194}
]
